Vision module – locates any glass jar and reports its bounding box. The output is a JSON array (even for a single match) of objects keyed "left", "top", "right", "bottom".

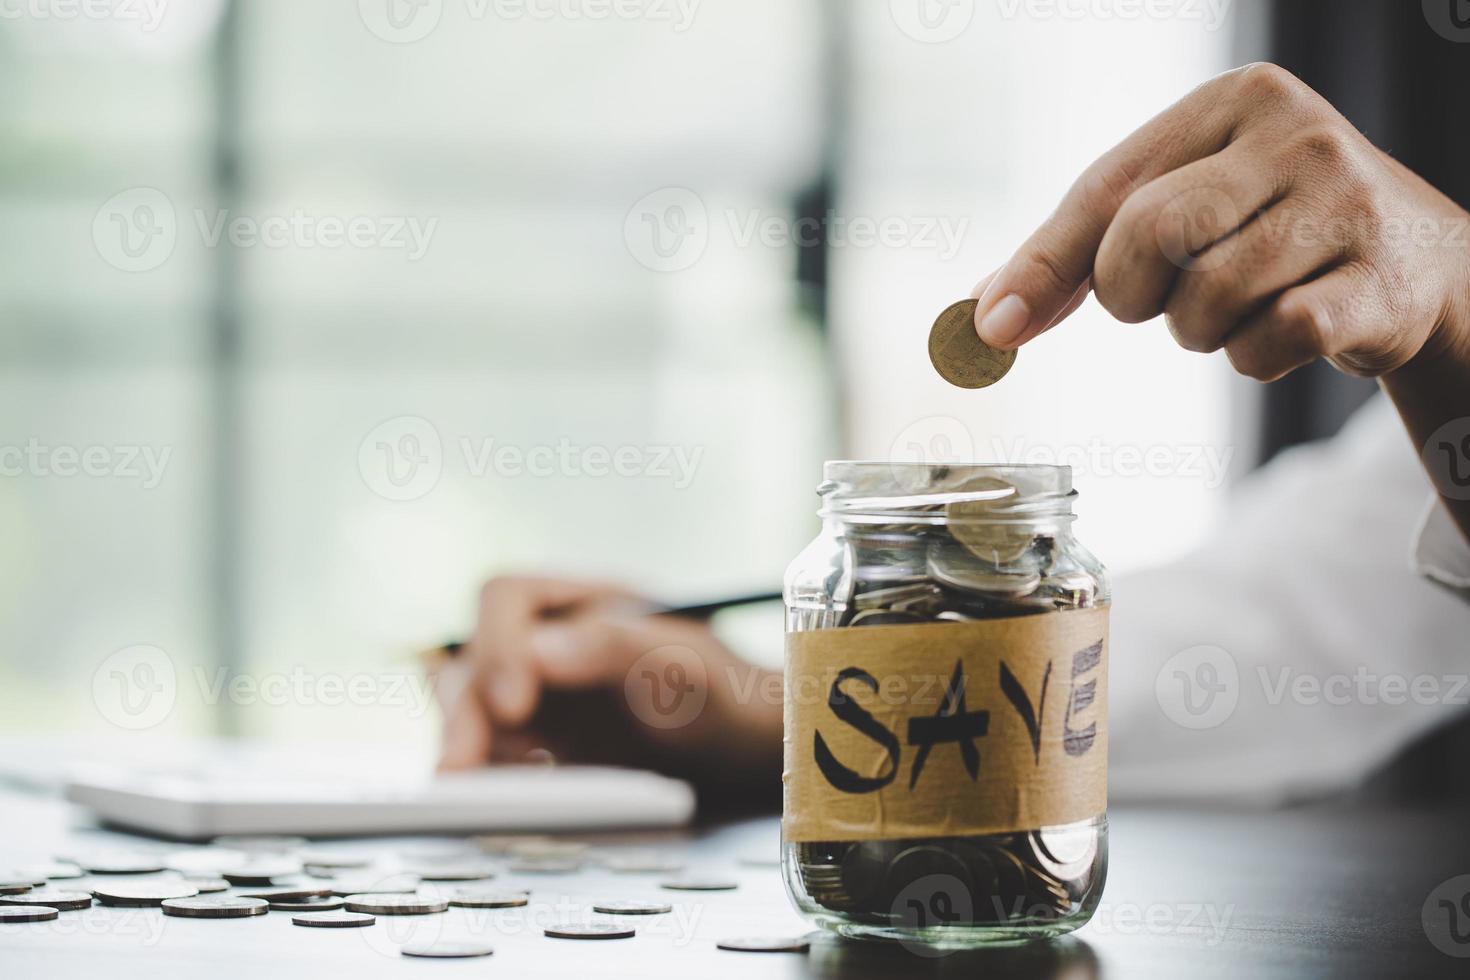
[{"left": 782, "top": 462, "right": 1110, "bottom": 946}]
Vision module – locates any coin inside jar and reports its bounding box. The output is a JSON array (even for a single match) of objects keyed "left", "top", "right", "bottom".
[{"left": 928, "top": 298, "right": 1017, "bottom": 389}]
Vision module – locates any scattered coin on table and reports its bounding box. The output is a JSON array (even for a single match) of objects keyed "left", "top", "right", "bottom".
[
  {"left": 660, "top": 879, "right": 738, "bottom": 891},
  {"left": 928, "top": 297, "right": 1018, "bottom": 389},
  {"left": 268, "top": 896, "right": 345, "bottom": 912},
  {"left": 161, "top": 897, "right": 269, "bottom": 919},
  {"left": 292, "top": 910, "right": 376, "bottom": 928},
  {"left": 592, "top": 900, "right": 672, "bottom": 915},
  {"left": 406, "top": 864, "right": 497, "bottom": 881},
  {"left": 0, "top": 905, "right": 59, "bottom": 923},
  {"left": 165, "top": 849, "right": 249, "bottom": 875},
  {"left": 716, "top": 936, "right": 813, "bottom": 953},
  {"left": 0, "top": 880, "right": 33, "bottom": 895},
  {"left": 544, "top": 923, "right": 636, "bottom": 940},
  {"left": 78, "top": 857, "right": 166, "bottom": 875},
  {"left": 297, "top": 851, "right": 372, "bottom": 869},
  {"left": 0, "top": 889, "right": 92, "bottom": 911},
  {"left": 400, "top": 941, "right": 496, "bottom": 958},
  {"left": 508, "top": 859, "right": 582, "bottom": 874},
  {"left": 221, "top": 860, "right": 302, "bottom": 886},
  {"left": 16, "top": 863, "right": 83, "bottom": 881},
  {"left": 92, "top": 882, "right": 200, "bottom": 907},
  {"left": 237, "top": 886, "right": 334, "bottom": 902},
  {"left": 448, "top": 890, "right": 529, "bottom": 909},
  {"left": 182, "top": 877, "right": 230, "bottom": 893},
  {"left": 327, "top": 873, "right": 419, "bottom": 896},
  {"left": 343, "top": 893, "right": 448, "bottom": 915},
  {"left": 603, "top": 856, "right": 685, "bottom": 874},
  {"left": 212, "top": 836, "right": 306, "bottom": 853}
]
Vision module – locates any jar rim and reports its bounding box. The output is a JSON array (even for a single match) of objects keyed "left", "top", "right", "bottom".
[{"left": 816, "top": 461, "right": 1076, "bottom": 524}]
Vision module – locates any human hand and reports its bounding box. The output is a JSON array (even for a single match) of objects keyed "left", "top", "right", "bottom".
[
  {"left": 971, "top": 62, "right": 1470, "bottom": 382},
  {"left": 431, "top": 576, "right": 782, "bottom": 803}
]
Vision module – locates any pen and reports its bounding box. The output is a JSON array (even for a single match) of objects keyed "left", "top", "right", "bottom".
[{"left": 423, "top": 590, "right": 784, "bottom": 660}]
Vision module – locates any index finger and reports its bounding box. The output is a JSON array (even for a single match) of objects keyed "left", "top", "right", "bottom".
[{"left": 973, "top": 63, "right": 1293, "bottom": 350}]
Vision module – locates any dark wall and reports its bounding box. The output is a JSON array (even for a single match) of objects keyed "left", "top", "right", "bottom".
[{"left": 1261, "top": 0, "right": 1470, "bottom": 462}]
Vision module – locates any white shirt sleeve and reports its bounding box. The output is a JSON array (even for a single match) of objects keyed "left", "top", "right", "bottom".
[
  {"left": 1414, "top": 499, "right": 1470, "bottom": 598},
  {"left": 1108, "top": 395, "right": 1470, "bottom": 805}
]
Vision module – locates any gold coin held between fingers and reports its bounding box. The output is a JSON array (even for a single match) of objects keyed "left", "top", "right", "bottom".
[{"left": 928, "top": 298, "right": 1017, "bottom": 389}]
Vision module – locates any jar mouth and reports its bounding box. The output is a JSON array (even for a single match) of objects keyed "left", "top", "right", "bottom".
[{"left": 817, "top": 461, "right": 1076, "bottom": 524}]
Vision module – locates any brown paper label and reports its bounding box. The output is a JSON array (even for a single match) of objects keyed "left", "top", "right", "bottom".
[{"left": 782, "top": 607, "right": 1108, "bottom": 842}]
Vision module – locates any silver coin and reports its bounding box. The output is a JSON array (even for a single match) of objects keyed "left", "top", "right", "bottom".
[
  {"left": 165, "top": 849, "right": 249, "bottom": 875},
  {"left": 602, "top": 856, "right": 684, "bottom": 874},
  {"left": 0, "top": 905, "right": 59, "bottom": 923},
  {"left": 449, "top": 890, "right": 529, "bottom": 909},
  {"left": 161, "top": 897, "right": 269, "bottom": 919},
  {"left": 343, "top": 893, "right": 448, "bottom": 915},
  {"left": 926, "top": 546, "right": 1041, "bottom": 597},
  {"left": 16, "top": 863, "right": 83, "bottom": 881},
  {"left": 660, "top": 879, "right": 738, "bottom": 891},
  {"left": 212, "top": 836, "right": 307, "bottom": 853},
  {"left": 544, "top": 923, "right": 635, "bottom": 940},
  {"left": 296, "top": 851, "right": 372, "bottom": 869},
  {"left": 1, "top": 871, "right": 47, "bottom": 887},
  {"left": 237, "top": 886, "right": 334, "bottom": 902},
  {"left": 328, "top": 873, "right": 419, "bottom": 896},
  {"left": 0, "top": 881, "right": 33, "bottom": 895},
  {"left": 592, "top": 900, "right": 671, "bottom": 915},
  {"left": 268, "top": 895, "right": 346, "bottom": 912},
  {"left": 292, "top": 910, "right": 376, "bottom": 928},
  {"left": 183, "top": 878, "right": 230, "bottom": 894},
  {"left": 407, "top": 864, "right": 497, "bottom": 882},
  {"left": 400, "top": 941, "right": 495, "bottom": 958},
  {"left": 92, "top": 882, "right": 200, "bottom": 907},
  {"left": 505, "top": 840, "right": 588, "bottom": 860},
  {"left": 0, "top": 889, "right": 92, "bottom": 911},
  {"left": 221, "top": 860, "right": 302, "bottom": 885},
  {"left": 716, "top": 936, "right": 812, "bottom": 953},
  {"left": 507, "top": 859, "right": 581, "bottom": 874},
  {"left": 78, "top": 857, "right": 166, "bottom": 875}
]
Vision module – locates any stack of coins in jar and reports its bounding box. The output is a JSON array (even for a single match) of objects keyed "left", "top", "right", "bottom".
[{"left": 783, "top": 462, "right": 1110, "bottom": 945}]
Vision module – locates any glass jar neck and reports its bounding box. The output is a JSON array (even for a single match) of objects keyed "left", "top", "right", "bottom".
[{"left": 816, "top": 462, "right": 1077, "bottom": 532}]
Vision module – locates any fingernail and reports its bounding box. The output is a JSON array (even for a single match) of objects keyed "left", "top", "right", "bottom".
[
  {"left": 978, "top": 294, "right": 1031, "bottom": 347},
  {"left": 529, "top": 625, "right": 580, "bottom": 666}
]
